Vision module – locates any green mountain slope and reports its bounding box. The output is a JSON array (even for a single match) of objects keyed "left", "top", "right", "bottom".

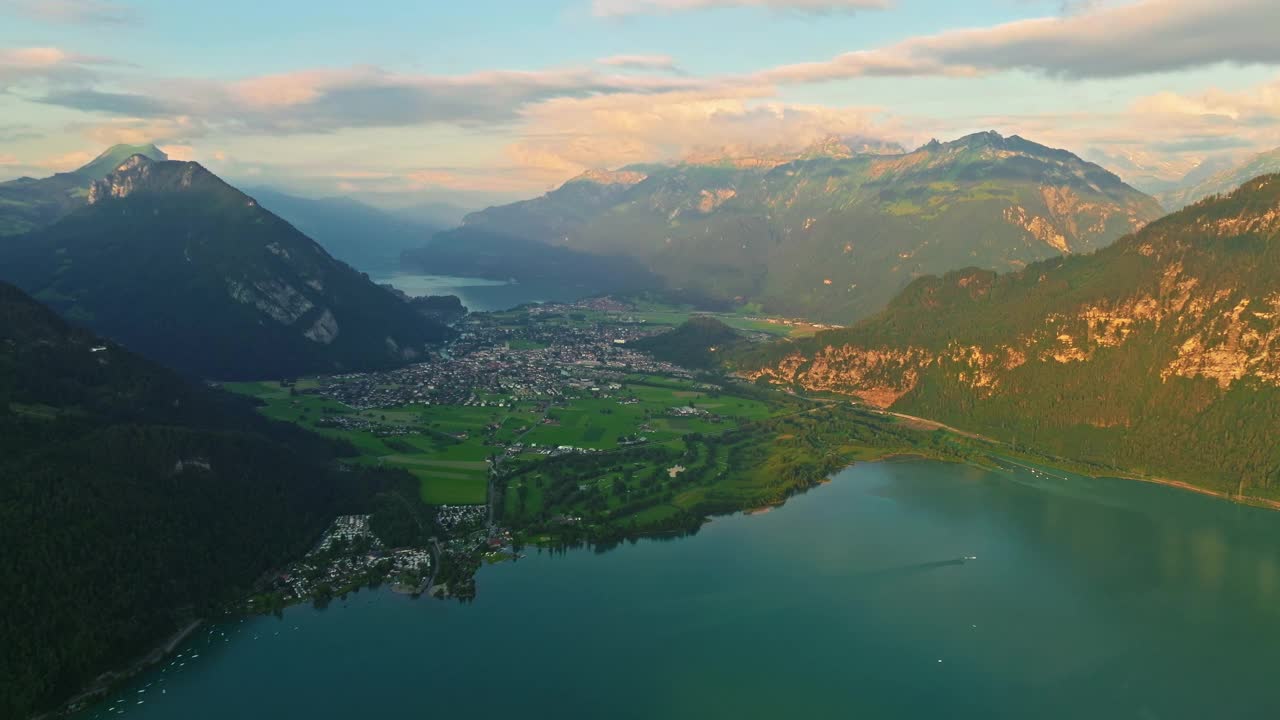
[
  {"left": 742, "top": 174, "right": 1280, "bottom": 498},
  {"left": 0, "top": 280, "right": 380, "bottom": 719},
  {"left": 1160, "top": 147, "right": 1280, "bottom": 210},
  {"left": 632, "top": 316, "right": 746, "bottom": 370},
  {"left": 0, "top": 144, "right": 168, "bottom": 236},
  {"left": 248, "top": 186, "right": 440, "bottom": 272},
  {"left": 418, "top": 132, "right": 1162, "bottom": 322},
  {"left": 0, "top": 155, "right": 451, "bottom": 379}
]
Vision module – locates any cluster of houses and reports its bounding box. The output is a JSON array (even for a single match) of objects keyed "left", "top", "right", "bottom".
[
  {"left": 301, "top": 308, "right": 691, "bottom": 411},
  {"left": 264, "top": 515, "right": 437, "bottom": 604},
  {"left": 436, "top": 504, "right": 487, "bottom": 532}
]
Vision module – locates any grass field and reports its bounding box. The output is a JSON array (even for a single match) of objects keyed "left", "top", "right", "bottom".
[
  {"left": 225, "top": 381, "right": 492, "bottom": 505},
  {"left": 224, "top": 374, "right": 776, "bottom": 510}
]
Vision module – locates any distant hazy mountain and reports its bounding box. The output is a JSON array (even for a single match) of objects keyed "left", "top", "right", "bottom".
[
  {"left": 421, "top": 132, "right": 1162, "bottom": 322},
  {"left": 1080, "top": 147, "right": 1215, "bottom": 198},
  {"left": 247, "top": 186, "right": 441, "bottom": 272},
  {"left": 1159, "top": 147, "right": 1280, "bottom": 210},
  {"left": 742, "top": 173, "right": 1280, "bottom": 498},
  {"left": 74, "top": 143, "right": 170, "bottom": 181},
  {"left": 0, "top": 143, "right": 168, "bottom": 236},
  {"left": 0, "top": 155, "right": 451, "bottom": 379},
  {"left": 383, "top": 199, "right": 472, "bottom": 229}
]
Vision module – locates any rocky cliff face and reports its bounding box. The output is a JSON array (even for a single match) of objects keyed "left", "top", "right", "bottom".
[
  {"left": 87, "top": 154, "right": 237, "bottom": 205},
  {"left": 741, "top": 175, "right": 1280, "bottom": 495}
]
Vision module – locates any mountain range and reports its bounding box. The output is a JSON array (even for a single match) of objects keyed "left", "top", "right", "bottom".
[
  {"left": 414, "top": 132, "right": 1164, "bottom": 322},
  {"left": 0, "top": 155, "right": 451, "bottom": 379},
  {"left": 740, "top": 174, "right": 1280, "bottom": 499}
]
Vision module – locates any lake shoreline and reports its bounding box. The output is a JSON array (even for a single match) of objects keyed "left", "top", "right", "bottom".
[
  {"left": 49, "top": 432, "right": 1278, "bottom": 720},
  {"left": 1119, "top": 473, "right": 1280, "bottom": 511},
  {"left": 39, "top": 620, "right": 205, "bottom": 720},
  {"left": 68, "top": 457, "right": 1280, "bottom": 719},
  {"left": 867, "top": 406, "right": 1280, "bottom": 514}
]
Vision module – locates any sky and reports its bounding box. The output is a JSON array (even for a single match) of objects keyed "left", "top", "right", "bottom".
[{"left": 1, "top": 0, "right": 1278, "bottom": 207}]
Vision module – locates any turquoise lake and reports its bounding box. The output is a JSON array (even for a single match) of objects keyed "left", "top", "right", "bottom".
[
  {"left": 375, "top": 273, "right": 590, "bottom": 312},
  {"left": 83, "top": 459, "right": 1280, "bottom": 719}
]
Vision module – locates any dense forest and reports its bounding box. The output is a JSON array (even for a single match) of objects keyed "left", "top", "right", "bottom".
[{"left": 0, "top": 282, "right": 395, "bottom": 719}]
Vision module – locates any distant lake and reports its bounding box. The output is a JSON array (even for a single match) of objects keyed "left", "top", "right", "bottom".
[
  {"left": 80, "top": 459, "right": 1280, "bottom": 719},
  {"left": 376, "top": 273, "right": 591, "bottom": 312}
]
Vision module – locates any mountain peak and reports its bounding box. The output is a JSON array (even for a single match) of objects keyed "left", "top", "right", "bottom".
[
  {"left": 801, "top": 135, "right": 855, "bottom": 159},
  {"left": 568, "top": 168, "right": 649, "bottom": 186},
  {"left": 798, "top": 135, "right": 906, "bottom": 159},
  {"left": 934, "top": 130, "right": 1006, "bottom": 151},
  {"left": 679, "top": 135, "right": 906, "bottom": 169},
  {"left": 74, "top": 143, "right": 168, "bottom": 181},
  {"left": 87, "top": 156, "right": 241, "bottom": 206}
]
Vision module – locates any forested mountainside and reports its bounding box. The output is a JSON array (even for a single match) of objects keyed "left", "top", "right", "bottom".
[
  {"left": 0, "top": 155, "right": 451, "bottom": 380},
  {"left": 0, "top": 281, "right": 396, "bottom": 719},
  {"left": 741, "top": 175, "right": 1280, "bottom": 498},
  {"left": 421, "top": 132, "right": 1162, "bottom": 322}
]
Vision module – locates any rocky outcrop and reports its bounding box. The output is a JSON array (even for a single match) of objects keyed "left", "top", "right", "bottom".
[
  {"left": 227, "top": 278, "right": 315, "bottom": 326},
  {"left": 304, "top": 309, "right": 340, "bottom": 345},
  {"left": 87, "top": 155, "right": 202, "bottom": 204},
  {"left": 1004, "top": 205, "right": 1070, "bottom": 253},
  {"left": 571, "top": 169, "right": 648, "bottom": 186}
]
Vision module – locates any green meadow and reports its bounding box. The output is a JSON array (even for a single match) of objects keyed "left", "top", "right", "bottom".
[{"left": 223, "top": 375, "right": 773, "bottom": 508}]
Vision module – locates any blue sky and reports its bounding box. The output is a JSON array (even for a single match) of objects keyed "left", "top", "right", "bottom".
[{"left": 1, "top": 0, "right": 1278, "bottom": 205}]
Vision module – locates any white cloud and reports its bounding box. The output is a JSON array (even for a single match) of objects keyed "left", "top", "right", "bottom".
[
  {"left": 593, "top": 0, "right": 890, "bottom": 17},
  {"left": 0, "top": 46, "right": 117, "bottom": 91},
  {"left": 753, "top": 0, "right": 1280, "bottom": 83},
  {"left": 597, "top": 55, "right": 682, "bottom": 73},
  {"left": 0, "top": 0, "right": 136, "bottom": 24},
  {"left": 33, "top": 150, "right": 95, "bottom": 170},
  {"left": 11, "top": 0, "right": 1280, "bottom": 196},
  {"left": 37, "top": 64, "right": 713, "bottom": 134},
  {"left": 159, "top": 144, "right": 195, "bottom": 161},
  {"left": 506, "top": 87, "right": 895, "bottom": 185},
  {"left": 75, "top": 116, "right": 206, "bottom": 145}
]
